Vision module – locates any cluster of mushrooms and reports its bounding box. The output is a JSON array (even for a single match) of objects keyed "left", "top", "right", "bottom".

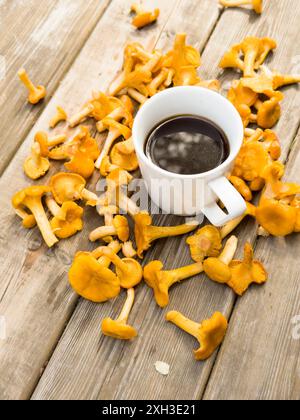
[{"left": 12, "top": 4, "right": 300, "bottom": 362}]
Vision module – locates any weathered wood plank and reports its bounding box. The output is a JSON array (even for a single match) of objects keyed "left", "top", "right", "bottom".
[
  {"left": 0, "top": 0, "right": 111, "bottom": 174},
  {"left": 0, "top": 0, "right": 178, "bottom": 400},
  {"left": 204, "top": 130, "right": 300, "bottom": 400},
  {"left": 31, "top": 0, "right": 228, "bottom": 401}
]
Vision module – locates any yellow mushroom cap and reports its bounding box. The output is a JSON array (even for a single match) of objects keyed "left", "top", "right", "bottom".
[
  {"left": 101, "top": 318, "right": 137, "bottom": 340},
  {"left": 203, "top": 258, "right": 232, "bottom": 284},
  {"left": 186, "top": 225, "right": 222, "bottom": 263},
  {"left": 116, "top": 258, "right": 143, "bottom": 289},
  {"left": 50, "top": 172, "right": 86, "bottom": 204},
  {"left": 256, "top": 199, "right": 297, "bottom": 236},
  {"left": 69, "top": 253, "right": 120, "bottom": 303},
  {"left": 12, "top": 185, "right": 51, "bottom": 209},
  {"left": 113, "top": 215, "right": 130, "bottom": 242},
  {"left": 143, "top": 260, "right": 171, "bottom": 308}
]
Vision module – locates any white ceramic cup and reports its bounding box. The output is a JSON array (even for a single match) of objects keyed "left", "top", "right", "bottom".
[{"left": 132, "top": 86, "right": 246, "bottom": 226}]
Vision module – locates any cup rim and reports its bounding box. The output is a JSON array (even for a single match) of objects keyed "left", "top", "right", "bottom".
[{"left": 132, "top": 86, "right": 244, "bottom": 179}]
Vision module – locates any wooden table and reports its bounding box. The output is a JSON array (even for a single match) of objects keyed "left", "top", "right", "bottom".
[{"left": 0, "top": 0, "right": 299, "bottom": 401}]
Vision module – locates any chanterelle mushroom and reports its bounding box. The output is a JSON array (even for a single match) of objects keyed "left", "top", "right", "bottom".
[
  {"left": 166, "top": 311, "right": 228, "bottom": 361},
  {"left": 12, "top": 186, "right": 58, "bottom": 247},
  {"left": 95, "top": 246, "right": 143, "bottom": 288},
  {"left": 110, "top": 137, "right": 139, "bottom": 172},
  {"left": 69, "top": 242, "right": 121, "bottom": 302},
  {"left": 49, "top": 106, "right": 67, "bottom": 128},
  {"left": 89, "top": 215, "right": 129, "bottom": 243},
  {"left": 144, "top": 259, "right": 203, "bottom": 308},
  {"left": 219, "top": 0, "right": 263, "bottom": 14},
  {"left": 45, "top": 196, "right": 83, "bottom": 239},
  {"left": 102, "top": 288, "right": 137, "bottom": 340},
  {"left": 134, "top": 212, "right": 199, "bottom": 258},
  {"left": 50, "top": 173, "right": 98, "bottom": 205},
  {"left": 228, "top": 242, "right": 268, "bottom": 295},
  {"left": 186, "top": 225, "right": 222, "bottom": 263},
  {"left": 131, "top": 3, "right": 160, "bottom": 29},
  {"left": 24, "top": 142, "right": 50, "bottom": 180},
  {"left": 18, "top": 68, "right": 46, "bottom": 104}
]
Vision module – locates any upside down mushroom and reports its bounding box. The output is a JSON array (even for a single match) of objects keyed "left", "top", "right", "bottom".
[
  {"left": 131, "top": 3, "right": 160, "bottom": 29},
  {"left": 45, "top": 196, "right": 83, "bottom": 239},
  {"left": 24, "top": 142, "right": 50, "bottom": 180},
  {"left": 135, "top": 212, "right": 199, "bottom": 258},
  {"left": 94, "top": 246, "right": 143, "bottom": 288},
  {"left": 186, "top": 225, "right": 222, "bottom": 263},
  {"left": 219, "top": 0, "right": 263, "bottom": 14},
  {"left": 166, "top": 311, "right": 228, "bottom": 361},
  {"left": 69, "top": 241, "right": 121, "bottom": 302},
  {"left": 102, "top": 288, "right": 138, "bottom": 340},
  {"left": 89, "top": 215, "right": 129, "bottom": 243},
  {"left": 18, "top": 68, "right": 46, "bottom": 104},
  {"left": 143, "top": 260, "right": 204, "bottom": 308},
  {"left": 12, "top": 186, "right": 58, "bottom": 247}
]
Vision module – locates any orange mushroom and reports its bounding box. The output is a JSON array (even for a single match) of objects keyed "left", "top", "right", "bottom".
[
  {"left": 228, "top": 242, "right": 268, "bottom": 295},
  {"left": 14, "top": 207, "right": 36, "bottom": 229},
  {"left": 186, "top": 225, "right": 222, "bottom": 263},
  {"left": 110, "top": 137, "right": 139, "bottom": 172},
  {"left": 166, "top": 311, "right": 228, "bottom": 361},
  {"left": 229, "top": 175, "right": 253, "bottom": 202},
  {"left": 261, "top": 162, "right": 300, "bottom": 201},
  {"left": 102, "top": 288, "right": 137, "bottom": 340},
  {"left": 89, "top": 215, "right": 129, "bottom": 243},
  {"left": 24, "top": 142, "right": 50, "bottom": 180},
  {"left": 256, "top": 198, "right": 298, "bottom": 236},
  {"left": 94, "top": 246, "right": 143, "bottom": 288},
  {"left": 12, "top": 186, "right": 58, "bottom": 247},
  {"left": 220, "top": 46, "right": 245, "bottom": 72},
  {"left": 134, "top": 212, "right": 199, "bottom": 258},
  {"left": 45, "top": 196, "right": 83, "bottom": 239},
  {"left": 49, "top": 106, "right": 67, "bottom": 128},
  {"left": 18, "top": 68, "right": 46, "bottom": 104}
]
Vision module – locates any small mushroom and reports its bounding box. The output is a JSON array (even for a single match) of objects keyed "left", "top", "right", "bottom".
[
  {"left": 262, "top": 162, "right": 300, "bottom": 200},
  {"left": 256, "top": 198, "right": 298, "bottom": 236},
  {"left": 219, "top": 0, "right": 263, "bottom": 14},
  {"left": 24, "top": 142, "right": 50, "bottom": 180},
  {"left": 228, "top": 242, "right": 268, "bottom": 295},
  {"left": 45, "top": 196, "right": 83, "bottom": 239},
  {"left": 110, "top": 137, "right": 139, "bottom": 172},
  {"left": 94, "top": 119, "right": 131, "bottom": 170},
  {"left": 131, "top": 3, "right": 160, "bottom": 29},
  {"left": 94, "top": 246, "right": 143, "bottom": 288},
  {"left": 12, "top": 186, "right": 58, "bottom": 247},
  {"left": 50, "top": 172, "right": 98, "bottom": 205},
  {"left": 220, "top": 46, "right": 245, "bottom": 72},
  {"left": 186, "top": 225, "right": 222, "bottom": 263},
  {"left": 69, "top": 244, "right": 121, "bottom": 303},
  {"left": 143, "top": 259, "right": 203, "bottom": 308},
  {"left": 202, "top": 235, "right": 238, "bottom": 284},
  {"left": 35, "top": 131, "right": 67, "bottom": 152},
  {"left": 18, "top": 68, "right": 46, "bottom": 104},
  {"left": 134, "top": 212, "right": 199, "bottom": 258},
  {"left": 102, "top": 288, "right": 137, "bottom": 340},
  {"left": 255, "top": 91, "right": 283, "bottom": 129},
  {"left": 166, "top": 311, "right": 228, "bottom": 361},
  {"left": 49, "top": 106, "right": 67, "bottom": 128},
  {"left": 122, "top": 241, "right": 137, "bottom": 258},
  {"left": 89, "top": 215, "right": 129, "bottom": 243}
]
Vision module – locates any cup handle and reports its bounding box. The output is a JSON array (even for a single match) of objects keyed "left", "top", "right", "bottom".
[{"left": 200, "top": 177, "right": 247, "bottom": 227}]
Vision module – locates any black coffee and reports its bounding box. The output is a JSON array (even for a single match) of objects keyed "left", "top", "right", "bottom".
[{"left": 145, "top": 115, "right": 229, "bottom": 175}]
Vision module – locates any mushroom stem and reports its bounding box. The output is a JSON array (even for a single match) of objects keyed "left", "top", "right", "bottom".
[
  {"left": 118, "top": 193, "right": 140, "bottom": 217},
  {"left": 92, "top": 240, "right": 121, "bottom": 267},
  {"left": 47, "top": 134, "right": 67, "bottom": 148},
  {"left": 81, "top": 188, "right": 99, "bottom": 203},
  {"left": 117, "top": 288, "right": 135, "bottom": 323},
  {"left": 166, "top": 263, "right": 204, "bottom": 285},
  {"left": 96, "top": 107, "right": 125, "bottom": 133},
  {"left": 26, "top": 197, "right": 58, "bottom": 247},
  {"left": 220, "top": 215, "right": 245, "bottom": 239},
  {"left": 219, "top": 235, "right": 238, "bottom": 264},
  {"left": 45, "top": 196, "right": 61, "bottom": 217},
  {"left": 69, "top": 104, "right": 94, "bottom": 128},
  {"left": 166, "top": 311, "right": 200, "bottom": 340},
  {"left": 97, "top": 247, "right": 129, "bottom": 273},
  {"left": 31, "top": 142, "right": 42, "bottom": 167}
]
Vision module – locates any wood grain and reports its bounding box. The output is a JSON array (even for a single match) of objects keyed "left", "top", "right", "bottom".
[
  {"left": 0, "top": 0, "right": 111, "bottom": 174},
  {"left": 204, "top": 130, "right": 300, "bottom": 400}
]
